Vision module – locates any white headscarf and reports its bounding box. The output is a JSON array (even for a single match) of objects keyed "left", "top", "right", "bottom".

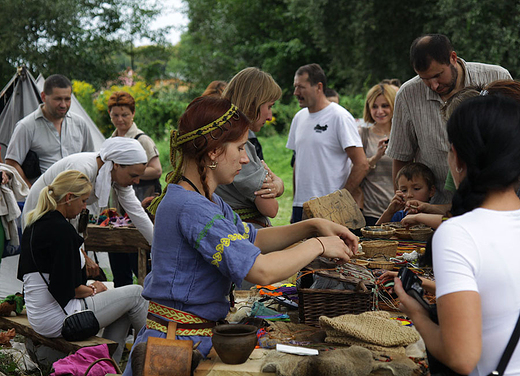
[{"left": 96, "top": 137, "right": 148, "bottom": 208}]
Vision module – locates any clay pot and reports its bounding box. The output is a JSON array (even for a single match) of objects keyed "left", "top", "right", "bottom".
[{"left": 211, "top": 324, "right": 258, "bottom": 364}]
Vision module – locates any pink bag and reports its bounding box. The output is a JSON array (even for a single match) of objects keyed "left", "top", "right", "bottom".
[{"left": 51, "top": 344, "right": 119, "bottom": 376}]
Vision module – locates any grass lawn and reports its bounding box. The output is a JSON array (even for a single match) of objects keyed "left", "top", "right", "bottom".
[
  {"left": 258, "top": 134, "right": 293, "bottom": 226},
  {"left": 156, "top": 133, "right": 294, "bottom": 227}
]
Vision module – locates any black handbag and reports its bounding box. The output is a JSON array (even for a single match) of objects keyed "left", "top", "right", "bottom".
[
  {"left": 29, "top": 226, "right": 100, "bottom": 341},
  {"left": 61, "top": 302, "right": 100, "bottom": 341}
]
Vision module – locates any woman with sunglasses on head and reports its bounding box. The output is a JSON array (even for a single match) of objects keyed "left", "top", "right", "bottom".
[
  {"left": 17, "top": 170, "right": 148, "bottom": 363},
  {"left": 215, "top": 67, "right": 284, "bottom": 229},
  {"left": 122, "top": 96, "right": 358, "bottom": 375},
  {"left": 395, "top": 95, "right": 520, "bottom": 375},
  {"left": 357, "top": 83, "right": 397, "bottom": 225}
]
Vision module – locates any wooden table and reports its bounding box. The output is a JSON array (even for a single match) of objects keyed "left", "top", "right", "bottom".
[
  {"left": 195, "top": 348, "right": 274, "bottom": 376},
  {"left": 84, "top": 224, "right": 151, "bottom": 286},
  {"left": 195, "top": 348, "right": 403, "bottom": 375}
]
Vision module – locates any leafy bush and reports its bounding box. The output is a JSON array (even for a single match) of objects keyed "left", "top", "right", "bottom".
[
  {"left": 91, "top": 82, "right": 189, "bottom": 139},
  {"left": 72, "top": 78, "right": 366, "bottom": 142},
  {"left": 340, "top": 92, "right": 366, "bottom": 119},
  {"left": 72, "top": 80, "right": 97, "bottom": 122}
]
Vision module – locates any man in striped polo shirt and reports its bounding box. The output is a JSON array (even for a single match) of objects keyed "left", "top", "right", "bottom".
[{"left": 386, "top": 34, "right": 511, "bottom": 205}]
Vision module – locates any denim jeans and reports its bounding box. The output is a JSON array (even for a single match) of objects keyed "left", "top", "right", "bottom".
[{"left": 291, "top": 206, "right": 303, "bottom": 223}]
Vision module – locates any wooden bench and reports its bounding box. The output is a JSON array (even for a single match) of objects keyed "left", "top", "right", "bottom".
[{"left": 0, "top": 312, "right": 118, "bottom": 356}]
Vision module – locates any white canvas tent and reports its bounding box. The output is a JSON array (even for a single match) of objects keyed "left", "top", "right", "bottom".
[
  {"left": 0, "top": 67, "right": 107, "bottom": 299},
  {"left": 0, "top": 67, "right": 43, "bottom": 160}
]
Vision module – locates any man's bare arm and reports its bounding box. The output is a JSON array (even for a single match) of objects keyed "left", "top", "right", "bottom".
[{"left": 344, "top": 146, "right": 369, "bottom": 194}]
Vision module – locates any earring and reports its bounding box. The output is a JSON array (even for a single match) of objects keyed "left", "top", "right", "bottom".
[
  {"left": 456, "top": 166, "right": 463, "bottom": 173},
  {"left": 208, "top": 161, "right": 218, "bottom": 170}
]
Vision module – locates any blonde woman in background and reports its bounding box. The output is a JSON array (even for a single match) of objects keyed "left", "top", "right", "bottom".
[
  {"left": 358, "top": 84, "right": 397, "bottom": 225},
  {"left": 17, "top": 170, "right": 147, "bottom": 363},
  {"left": 215, "top": 67, "right": 284, "bottom": 228}
]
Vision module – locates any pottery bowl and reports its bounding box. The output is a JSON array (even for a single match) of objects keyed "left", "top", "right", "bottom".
[{"left": 211, "top": 324, "right": 258, "bottom": 364}]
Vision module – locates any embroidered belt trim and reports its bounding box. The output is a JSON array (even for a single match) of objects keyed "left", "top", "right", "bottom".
[
  {"left": 146, "top": 301, "right": 214, "bottom": 337},
  {"left": 235, "top": 207, "right": 262, "bottom": 221}
]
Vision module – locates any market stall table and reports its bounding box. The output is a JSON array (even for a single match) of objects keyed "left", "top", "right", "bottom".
[
  {"left": 195, "top": 348, "right": 415, "bottom": 376},
  {"left": 84, "top": 224, "right": 150, "bottom": 286}
]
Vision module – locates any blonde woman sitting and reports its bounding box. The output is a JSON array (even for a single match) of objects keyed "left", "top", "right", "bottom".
[{"left": 17, "top": 170, "right": 148, "bottom": 363}]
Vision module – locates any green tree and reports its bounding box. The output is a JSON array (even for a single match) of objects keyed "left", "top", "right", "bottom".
[
  {"left": 0, "top": 0, "right": 167, "bottom": 88},
  {"left": 176, "top": 0, "right": 520, "bottom": 98},
  {"left": 286, "top": 0, "right": 437, "bottom": 91},
  {"left": 132, "top": 45, "right": 177, "bottom": 84},
  {"left": 431, "top": 0, "right": 520, "bottom": 79},
  {"left": 177, "top": 0, "right": 327, "bottom": 99}
]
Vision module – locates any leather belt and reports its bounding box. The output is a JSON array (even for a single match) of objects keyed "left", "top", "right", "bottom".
[{"left": 146, "top": 313, "right": 216, "bottom": 330}]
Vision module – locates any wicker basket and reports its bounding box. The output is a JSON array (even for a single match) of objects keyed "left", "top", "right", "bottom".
[
  {"left": 368, "top": 260, "right": 395, "bottom": 270},
  {"left": 298, "top": 287, "right": 373, "bottom": 327},
  {"left": 381, "top": 222, "right": 404, "bottom": 229},
  {"left": 394, "top": 228, "right": 412, "bottom": 239},
  {"left": 361, "top": 226, "right": 395, "bottom": 239},
  {"left": 410, "top": 227, "right": 433, "bottom": 241},
  {"left": 349, "top": 259, "right": 369, "bottom": 267},
  {"left": 361, "top": 240, "right": 398, "bottom": 258}
]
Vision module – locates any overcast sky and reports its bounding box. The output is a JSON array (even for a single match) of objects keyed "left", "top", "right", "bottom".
[{"left": 137, "top": 0, "right": 189, "bottom": 46}]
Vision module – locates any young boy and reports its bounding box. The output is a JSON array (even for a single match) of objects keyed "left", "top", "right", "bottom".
[{"left": 376, "top": 163, "right": 435, "bottom": 224}]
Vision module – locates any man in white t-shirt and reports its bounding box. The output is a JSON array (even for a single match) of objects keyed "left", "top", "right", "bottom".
[{"left": 287, "top": 64, "right": 368, "bottom": 222}]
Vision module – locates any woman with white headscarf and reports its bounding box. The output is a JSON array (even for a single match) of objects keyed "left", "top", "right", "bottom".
[
  {"left": 23, "top": 138, "right": 152, "bottom": 234},
  {"left": 22, "top": 137, "right": 154, "bottom": 276}
]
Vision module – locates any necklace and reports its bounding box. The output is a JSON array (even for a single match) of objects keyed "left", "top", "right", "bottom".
[{"left": 180, "top": 176, "right": 201, "bottom": 194}]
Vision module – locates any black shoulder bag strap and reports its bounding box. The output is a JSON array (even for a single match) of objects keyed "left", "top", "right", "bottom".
[
  {"left": 489, "top": 312, "right": 520, "bottom": 375},
  {"left": 134, "top": 133, "right": 146, "bottom": 140},
  {"left": 28, "top": 226, "right": 88, "bottom": 316}
]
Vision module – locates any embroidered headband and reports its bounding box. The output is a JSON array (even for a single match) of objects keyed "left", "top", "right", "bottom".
[
  {"left": 147, "top": 104, "right": 240, "bottom": 214},
  {"left": 171, "top": 103, "right": 240, "bottom": 149}
]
